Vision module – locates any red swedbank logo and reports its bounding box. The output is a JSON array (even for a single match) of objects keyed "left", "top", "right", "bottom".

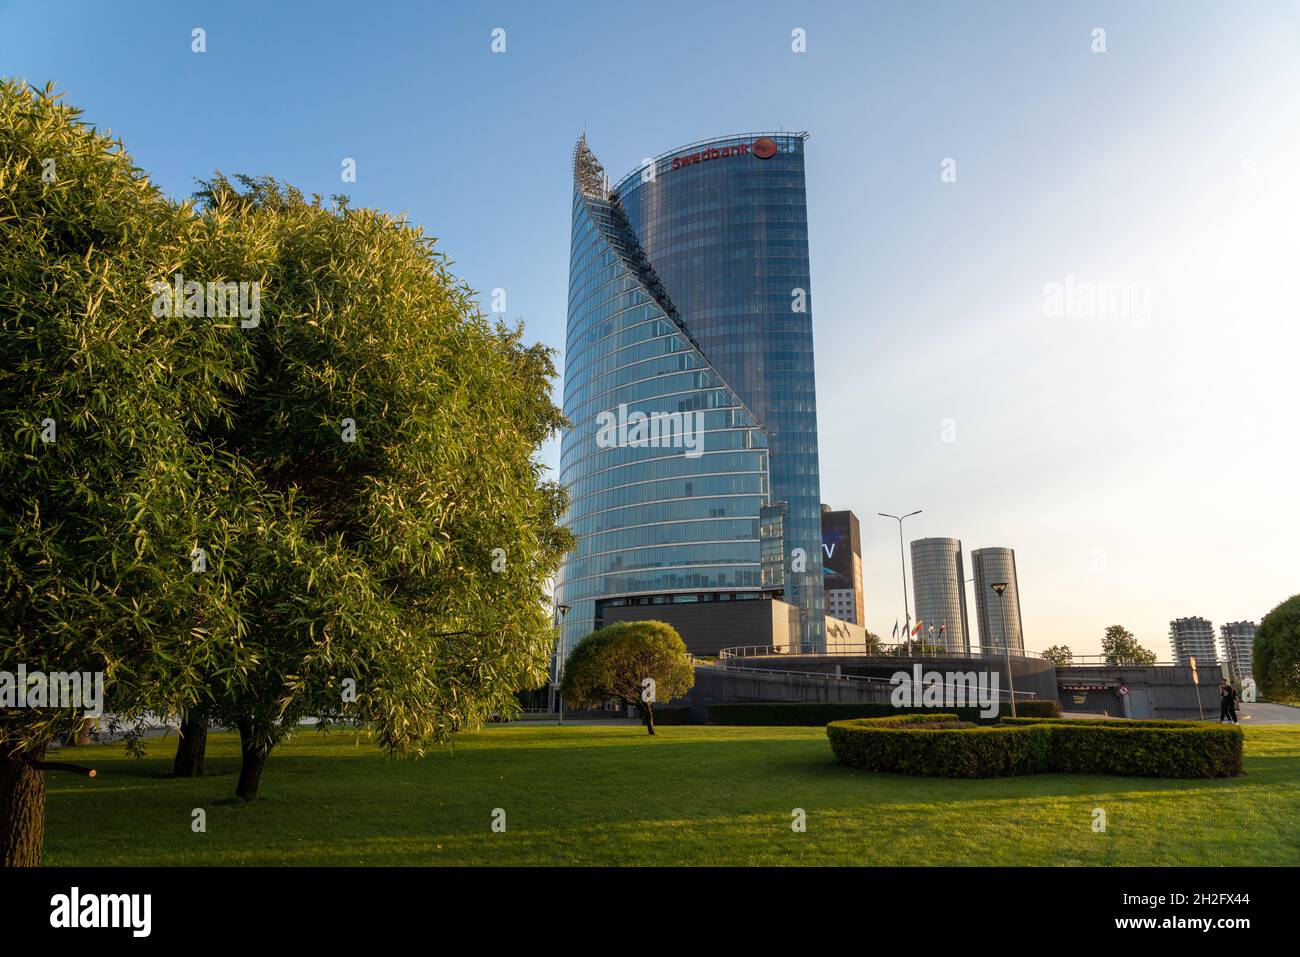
[{"left": 670, "top": 137, "right": 780, "bottom": 171}]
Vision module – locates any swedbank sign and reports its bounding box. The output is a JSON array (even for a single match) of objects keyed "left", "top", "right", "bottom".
[{"left": 671, "top": 136, "right": 779, "bottom": 171}]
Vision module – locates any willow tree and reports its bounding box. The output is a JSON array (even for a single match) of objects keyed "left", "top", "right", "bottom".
[
  {"left": 2, "top": 79, "right": 571, "bottom": 871},
  {"left": 175, "top": 173, "right": 574, "bottom": 800},
  {"left": 0, "top": 80, "right": 253, "bottom": 865}
]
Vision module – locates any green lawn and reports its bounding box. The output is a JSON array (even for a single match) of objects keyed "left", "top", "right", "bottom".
[{"left": 42, "top": 724, "right": 1300, "bottom": 866}]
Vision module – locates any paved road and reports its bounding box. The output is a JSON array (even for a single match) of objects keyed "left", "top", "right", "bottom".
[
  {"left": 1061, "top": 703, "right": 1300, "bottom": 724},
  {"left": 1238, "top": 702, "right": 1300, "bottom": 724}
]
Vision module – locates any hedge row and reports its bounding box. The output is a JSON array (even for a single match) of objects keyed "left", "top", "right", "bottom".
[
  {"left": 705, "top": 699, "right": 1060, "bottom": 726},
  {"left": 648, "top": 705, "right": 694, "bottom": 725},
  {"left": 826, "top": 714, "right": 1243, "bottom": 778},
  {"left": 826, "top": 714, "right": 1053, "bottom": 777},
  {"left": 1005, "top": 718, "right": 1245, "bottom": 777},
  {"left": 1010, "top": 700, "right": 1062, "bottom": 718}
]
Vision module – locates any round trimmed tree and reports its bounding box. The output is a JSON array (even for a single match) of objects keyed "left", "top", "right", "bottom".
[{"left": 560, "top": 621, "right": 695, "bottom": 734}]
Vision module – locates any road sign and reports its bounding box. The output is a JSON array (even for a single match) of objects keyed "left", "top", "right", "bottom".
[{"left": 1118, "top": 685, "right": 1129, "bottom": 696}]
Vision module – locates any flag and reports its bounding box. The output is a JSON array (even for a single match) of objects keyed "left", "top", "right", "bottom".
[
  {"left": 891, "top": 621, "right": 899, "bottom": 640},
  {"left": 939, "top": 623, "right": 947, "bottom": 637},
  {"left": 928, "top": 625, "right": 935, "bottom": 638},
  {"left": 911, "top": 619, "right": 923, "bottom": 636}
]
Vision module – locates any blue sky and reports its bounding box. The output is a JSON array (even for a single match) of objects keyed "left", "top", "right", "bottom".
[{"left": 4, "top": 0, "right": 1296, "bottom": 655}]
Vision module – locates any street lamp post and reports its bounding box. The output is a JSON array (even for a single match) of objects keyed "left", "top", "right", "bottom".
[
  {"left": 991, "top": 583, "right": 1017, "bottom": 717},
  {"left": 552, "top": 603, "right": 570, "bottom": 725},
  {"left": 878, "top": 510, "right": 922, "bottom": 655}
]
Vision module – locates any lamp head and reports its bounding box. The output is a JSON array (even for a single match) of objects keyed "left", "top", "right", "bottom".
[{"left": 991, "top": 582, "right": 1008, "bottom": 596}]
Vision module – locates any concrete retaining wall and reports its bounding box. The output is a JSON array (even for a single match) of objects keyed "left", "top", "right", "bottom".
[
  {"left": 1056, "top": 664, "right": 1225, "bottom": 720},
  {"left": 673, "top": 665, "right": 894, "bottom": 721}
]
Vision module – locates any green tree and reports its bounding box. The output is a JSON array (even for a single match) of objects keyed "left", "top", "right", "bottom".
[
  {"left": 1041, "top": 644, "right": 1074, "bottom": 666},
  {"left": 175, "top": 173, "right": 574, "bottom": 800},
  {"left": 560, "top": 622, "right": 695, "bottom": 735},
  {"left": 1, "top": 80, "right": 573, "bottom": 871},
  {"left": 1254, "top": 594, "right": 1300, "bottom": 702},
  {"left": 0, "top": 80, "right": 251, "bottom": 865},
  {"left": 1102, "top": 625, "right": 1156, "bottom": 666}
]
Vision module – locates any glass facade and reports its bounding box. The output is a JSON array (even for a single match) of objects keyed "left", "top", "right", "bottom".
[
  {"left": 821, "top": 509, "right": 864, "bottom": 626},
  {"left": 554, "top": 133, "right": 825, "bottom": 656},
  {"left": 971, "top": 547, "right": 1025, "bottom": 653},
  {"left": 910, "top": 537, "right": 970, "bottom": 652}
]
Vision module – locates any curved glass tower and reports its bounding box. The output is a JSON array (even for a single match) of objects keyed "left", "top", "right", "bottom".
[
  {"left": 971, "top": 547, "right": 1025, "bottom": 653},
  {"left": 910, "top": 537, "right": 971, "bottom": 653},
  {"left": 555, "top": 133, "right": 824, "bottom": 656}
]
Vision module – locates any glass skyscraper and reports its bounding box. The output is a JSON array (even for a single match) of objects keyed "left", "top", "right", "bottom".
[
  {"left": 910, "top": 537, "right": 970, "bottom": 653},
  {"left": 554, "top": 133, "right": 824, "bottom": 657},
  {"left": 971, "top": 546, "right": 1025, "bottom": 653}
]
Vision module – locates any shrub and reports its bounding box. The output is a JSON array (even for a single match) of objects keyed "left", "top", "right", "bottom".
[
  {"left": 709, "top": 703, "right": 895, "bottom": 725},
  {"left": 1014, "top": 700, "right": 1061, "bottom": 718},
  {"left": 1041, "top": 721, "right": 1241, "bottom": 778},
  {"left": 648, "top": 705, "right": 695, "bottom": 725},
  {"left": 827, "top": 716, "right": 1243, "bottom": 778},
  {"left": 826, "top": 715, "right": 1053, "bottom": 778}
]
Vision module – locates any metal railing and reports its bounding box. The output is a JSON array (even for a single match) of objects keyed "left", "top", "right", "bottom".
[
  {"left": 702, "top": 660, "right": 1039, "bottom": 699},
  {"left": 708, "top": 661, "right": 897, "bottom": 686},
  {"left": 1049, "top": 654, "right": 1188, "bottom": 667},
  {"left": 718, "top": 643, "right": 1044, "bottom": 662}
]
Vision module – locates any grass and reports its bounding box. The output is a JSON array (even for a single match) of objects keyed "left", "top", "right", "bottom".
[{"left": 42, "top": 723, "right": 1300, "bottom": 866}]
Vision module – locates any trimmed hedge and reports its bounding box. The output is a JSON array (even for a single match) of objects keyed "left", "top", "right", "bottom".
[
  {"left": 827, "top": 714, "right": 1053, "bottom": 777},
  {"left": 1014, "top": 718, "right": 1244, "bottom": 777},
  {"left": 648, "top": 705, "right": 694, "bottom": 725},
  {"left": 827, "top": 715, "right": 1243, "bottom": 778},
  {"left": 1010, "top": 700, "right": 1062, "bottom": 718},
  {"left": 706, "top": 698, "right": 1059, "bottom": 726}
]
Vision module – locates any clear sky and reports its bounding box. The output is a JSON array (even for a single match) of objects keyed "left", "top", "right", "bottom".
[{"left": 3, "top": 0, "right": 1296, "bottom": 657}]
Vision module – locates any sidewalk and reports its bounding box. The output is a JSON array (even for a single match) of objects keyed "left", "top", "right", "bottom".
[{"left": 1238, "top": 702, "right": 1300, "bottom": 724}]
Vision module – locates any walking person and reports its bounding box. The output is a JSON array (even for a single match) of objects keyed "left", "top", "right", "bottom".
[{"left": 1219, "top": 678, "right": 1238, "bottom": 724}]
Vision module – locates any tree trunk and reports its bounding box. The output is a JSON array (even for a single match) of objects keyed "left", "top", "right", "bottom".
[
  {"left": 0, "top": 742, "right": 47, "bottom": 867},
  {"left": 63, "top": 719, "right": 92, "bottom": 748},
  {"left": 172, "top": 711, "right": 208, "bottom": 777},
  {"left": 638, "top": 701, "right": 656, "bottom": 736},
  {"left": 235, "top": 719, "right": 272, "bottom": 801}
]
